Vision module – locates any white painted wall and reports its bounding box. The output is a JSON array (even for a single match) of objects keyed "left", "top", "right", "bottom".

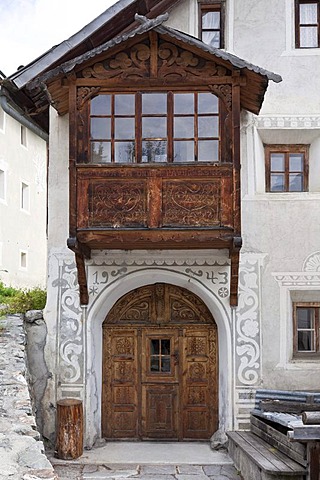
[
  {"left": 0, "top": 107, "right": 47, "bottom": 288},
  {"left": 41, "top": 0, "right": 320, "bottom": 445}
]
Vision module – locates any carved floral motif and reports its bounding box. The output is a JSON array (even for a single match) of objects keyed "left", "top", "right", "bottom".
[
  {"left": 163, "top": 181, "right": 220, "bottom": 227},
  {"left": 77, "top": 86, "right": 101, "bottom": 110},
  {"left": 303, "top": 251, "right": 320, "bottom": 271},
  {"left": 189, "top": 337, "right": 206, "bottom": 356},
  {"left": 89, "top": 181, "right": 147, "bottom": 228}
]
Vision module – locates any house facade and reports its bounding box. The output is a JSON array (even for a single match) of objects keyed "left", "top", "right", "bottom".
[
  {"left": 0, "top": 95, "right": 47, "bottom": 289},
  {"left": 3, "top": 0, "right": 320, "bottom": 448}
]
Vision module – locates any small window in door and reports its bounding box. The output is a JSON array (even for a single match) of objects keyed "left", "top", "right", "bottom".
[{"left": 150, "top": 339, "right": 171, "bottom": 373}]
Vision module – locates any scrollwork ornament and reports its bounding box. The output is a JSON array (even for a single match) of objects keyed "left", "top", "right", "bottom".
[
  {"left": 77, "top": 86, "right": 101, "bottom": 110},
  {"left": 236, "top": 262, "right": 261, "bottom": 386}
]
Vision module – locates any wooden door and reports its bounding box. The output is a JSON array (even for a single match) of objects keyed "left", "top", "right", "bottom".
[{"left": 102, "top": 284, "right": 218, "bottom": 440}]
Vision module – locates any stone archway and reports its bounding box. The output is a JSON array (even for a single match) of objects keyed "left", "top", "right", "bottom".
[{"left": 101, "top": 283, "right": 218, "bottom": 440}]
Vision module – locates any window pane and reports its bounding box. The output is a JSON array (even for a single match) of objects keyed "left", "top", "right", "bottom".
[
  {"left": 91, "top": 118, "right": 111, "bottom": 139},
  {"left": 198, "top": 116, "right": 219, "bottom": 138},
  {"left": 289, "top": 154, "right": 304, "bottom": 171},
  {"left": 91, "top": 142, "right": 111, "bottom": 163},
  {"left": 202, "top": 31, "right": 220, "bottom": 48},
  {"left": 115, "top": 94, "right": 135, "bottom": 115},
  {"left": 161, "top": 357, "right": 171, "bottom": 373},
  {"left": 174, "top": 141, "right": 195, "bottom": 162},
  {"left": 142, "top": 93, "right": 167, "bottom": 114},
  {"left": 300, "top": 26, "right": 318, "bottom": 47},
  {"left": 142, "top": 141, "right": 167, "bottom": 163},
  {"left": 150, "top": 357, "right": 160, "bottom": 372},
  {"left": 115, "top": 118, "right": 135, "bottom": 139},
  {"left": 151, "top": 339, "right": 160, "bottom": 355},
  {"left": 91, "top": 95, "right": 111, "bottom": 115},
  {"left": 161, "top": 340, "right": 170, "bottom": 355},
  {"left": 115, "top": 142, "right": 135, "bottom": 163},
  {"left": 202, "top": 11, "right": 220, "bottom": 29},
  {"left": 300, "top": 3, "right": 318, "bottom": 24},
  {"left": 174, "top": 117, "right": 194, "bottom": 138},
  {"left": 270, "top": 153, "right": 285, "bottom": 171},
  {"left": 270, "top": 173, "right": 285, "bottom": 191},
  {"left": 142, "top": 118, "right": 167, "bottom": 138},
  {"left": 298, "top": 331, "right": 315, "bottom": 351},
  {"left": 198, "top": 93, "right": 219, "bottom": 113},
  {"left": 174, "top": 94, "right": 194, "bottom": 114},
  {"left": 289, "top": 173, "right": 303, "bottom": 191},
  {"left": 198, "top": 140, "right": 219, "bottom": 161},
  {"left": 297, "top": 308, "right": 314, "bottom": 329}
]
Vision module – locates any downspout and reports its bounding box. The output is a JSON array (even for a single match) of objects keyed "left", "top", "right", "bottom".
[{"left": 0, "top": 87, "right": 49, "bottom": 142}]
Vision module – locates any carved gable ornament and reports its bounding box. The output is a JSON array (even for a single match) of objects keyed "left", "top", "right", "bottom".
[{"left": 79, "top": 34, "right": 232, "bottom": 83}]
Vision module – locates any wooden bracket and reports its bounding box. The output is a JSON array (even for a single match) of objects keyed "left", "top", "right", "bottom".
[
  {"left": 229, "top": 236, "right": 242, "bottom": 307},
  {"left": 67, "top": 237, "right": 91, "bottom": 305}
]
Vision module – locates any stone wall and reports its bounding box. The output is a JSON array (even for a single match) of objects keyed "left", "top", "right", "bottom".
[{"left": 0, "top": 313, "right": 56, "bottom": 480}]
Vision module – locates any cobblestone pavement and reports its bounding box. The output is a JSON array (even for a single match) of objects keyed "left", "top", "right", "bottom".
[{"left": 53, "top": 463, "right": 242, "bottom": 480}]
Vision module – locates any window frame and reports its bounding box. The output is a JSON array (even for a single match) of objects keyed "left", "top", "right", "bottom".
[
  {"left": 265, "top": 145, "right": 309, "bottom": 193},
  {"left": 20, "top": 181, "right": 30, "bottom": 212},
  {"left": 87, "top": 91, "right": 223, "bottom": 165},
  {"left": 20, "top": 125, "right": 27, "bottom": 148},
  {"left": 295, "top": 0, "right": 320, "bottom": 49},
  {"left": 293, "top": 303, "right": 320, "bottom": 357},
  {"left": 198, "top": 1, "right": 225, "bottom": 49}
]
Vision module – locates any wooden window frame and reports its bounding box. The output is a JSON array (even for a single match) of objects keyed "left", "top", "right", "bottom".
[
  {"left": 88, "top": 91, "right": 223, "bottom": 165},
  {"left": 265, "top": 145, "right": 309, "bottom": 193},
  {"left": 198, "top": 1, "right": 225, "bottom": 49},
  {"left": 293, "top": 303, "right": 320, "bottom": 357},
  {"left": 295, "top": 0, "right": 320, "bottom": 48}
]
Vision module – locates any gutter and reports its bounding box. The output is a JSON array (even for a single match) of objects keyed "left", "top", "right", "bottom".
[{"left": 0, "top": 87, "right": 49, "bottom": 142}]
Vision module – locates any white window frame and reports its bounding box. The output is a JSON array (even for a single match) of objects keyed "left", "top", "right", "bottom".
[
  {"left": 20, "top": 125, "right": 27, "bottom": 148},
  {"left": 0, "top": 168, "right": 6, "bottom": 204}
]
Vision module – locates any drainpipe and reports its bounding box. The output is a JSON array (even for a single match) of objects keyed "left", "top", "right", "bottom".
[{"left": 0, "top": 87, "right": 49, "bottom": 142}]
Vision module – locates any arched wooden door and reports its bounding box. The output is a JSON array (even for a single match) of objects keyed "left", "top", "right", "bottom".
[{"left": 102, "top": 284, "right": 218, "bottom": 440}]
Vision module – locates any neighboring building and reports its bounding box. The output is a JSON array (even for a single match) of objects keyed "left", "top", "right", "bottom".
[
  {"left": 2, "top": 0, "right": 320, "bottom": 449},
  {"left": 0, "top": 84, "right": 47, "bottom": 289}
]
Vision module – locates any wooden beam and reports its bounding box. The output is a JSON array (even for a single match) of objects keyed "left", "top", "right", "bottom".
[
  {"left": 75, "top": 253, "right": 89, "bottom": 306},
  {"left": 230, "top": 236, "right": 242, "bottom": 307}
]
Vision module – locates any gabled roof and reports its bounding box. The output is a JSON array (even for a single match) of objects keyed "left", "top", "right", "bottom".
[
  {"left": 30, "top": 14, "right": 281, "bottom": 89},
  {"left": 8, "top": 0, "right": 183, "bottom": 89}
]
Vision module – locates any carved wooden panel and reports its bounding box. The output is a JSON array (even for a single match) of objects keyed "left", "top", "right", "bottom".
[
  {"left": 142, "top": 386, "right": 178, "bottom": 438},
  {"left": 104, "top": 283, "right": 215, "bottom": 325},
  {"left": 88, "top": 180, "right": 147, "bottom": 227},
  {"left": 162, "top": 180, "right": 221, "bottom": 227}
]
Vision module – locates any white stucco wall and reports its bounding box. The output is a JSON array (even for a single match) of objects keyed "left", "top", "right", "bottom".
[
  {"left": 0, "top": 107, "right": 47, "bottom": 288},
  {"left": 41, "top": 0, "right": 320, "bottom": 445}
]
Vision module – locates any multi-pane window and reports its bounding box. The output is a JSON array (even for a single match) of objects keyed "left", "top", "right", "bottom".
[
  {"left": 295, "top": 0, "right": 320, "bottom": 48},
  {"left": 89, "top": 92, "right": 220, "bottom": 164},
  {"left": 199, "top": 2, "right": 224, "bottom": 48},
  {"left": 265, "top": 146, "right": 308, "bottom": 192},
  {"left": 150, "top": 338, "right": 171, "bottom": 373},
  {"left": 293, "top": 304, "right": 320, "bottom": 355}
]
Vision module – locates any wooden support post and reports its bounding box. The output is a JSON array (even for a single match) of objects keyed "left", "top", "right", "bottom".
[
  {"left": 230, "top": 236, "right": 242, "bottom": 307},
  {"left": 55, "top": 399, "right": 83, "bottom": 460},
  {"left": 67, "top": 237, "right": 91, "bottom": 305},
  {"left": 309, "top": 442, "right": 320, "bottom": 480}
]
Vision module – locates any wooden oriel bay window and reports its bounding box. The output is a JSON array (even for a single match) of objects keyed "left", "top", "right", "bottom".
[
  {"left": 87, "top": 91, "right": 222, "bottom": 164},
  {"left": 295, "top": 0, "right": 320, "bottom": 48},
  {"left": 265, "top": 145, "right": 309, "bottom": 192},
  {"left": 199, "top": 2, "right": 225, "bottom": 49},
  {"left": 294, "top": 303, "right": 320, "bottom": 356}
]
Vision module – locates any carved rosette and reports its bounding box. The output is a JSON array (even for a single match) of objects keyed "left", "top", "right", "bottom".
[
  {"left": 163, "top": 180, "right": 220, "bottom": 227},
  {"left": 53, "top": 260, "right": 84, "bottom": 384},
  {"left": 89, "top": 180, "right": 147, "bottom": 228},
  {"left": 235, "top": 259, "right": 261, "bottom": 386},
  {"left": 303, "top": 251, "right": 320, "bottom": 271}
]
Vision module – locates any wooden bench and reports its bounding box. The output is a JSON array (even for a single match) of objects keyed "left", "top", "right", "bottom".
[{"left": 227, "top": 431, "right": 307, "bottom": 480}]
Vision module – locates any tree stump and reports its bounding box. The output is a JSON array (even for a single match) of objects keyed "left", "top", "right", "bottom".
[{"left": 55, "top": 399, "right": 83, "bottom": 459}]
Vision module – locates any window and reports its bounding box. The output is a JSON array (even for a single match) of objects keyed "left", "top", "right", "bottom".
[
  {"left": 20, "top": 251, "right": 27, "bottom": 269},
  {"left": 0, "top": 169, "right": 5, "bottom": 201},
  {"left": 293, "top": 303, "right": 320, "bottom": 355},
  {"left": 265, "top": 145, "right": 308, "bottom": 192},
  {"left": 20, "top": 125, "right": 27, "bottom": 147},
  {"left": 0, "top": 107, "right": 4, "bottom": 131},
  {"left": 21, "top": 182, "right": 30, "bottom": 211},
  {"left": 89, "top": 92, "right": 220, "bottom": 164},
  {"left": 295, "top": 1, "right": 320, "bottom": 48},
  {"left": 150, "top": 338, "right": 171, "bottom": 373},
  {"left": 199, "top": 2, "right": 225, "bottom": 48}
]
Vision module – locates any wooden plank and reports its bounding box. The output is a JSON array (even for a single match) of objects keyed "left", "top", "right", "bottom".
[
  {"left": 260, "top": 400, "right": 320, "bottom": 414},
  {"left": 288, "top": 426, "right": 320, "bottom": 442},
  {"left": 302, "top": 411, "right": 320, "bottom": 425},
  {"left": 237, "top": 431, "right": 306, "bottom": 473},
  {"left": 250, "top": 419, "right": 307, "bottom": 467}
]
